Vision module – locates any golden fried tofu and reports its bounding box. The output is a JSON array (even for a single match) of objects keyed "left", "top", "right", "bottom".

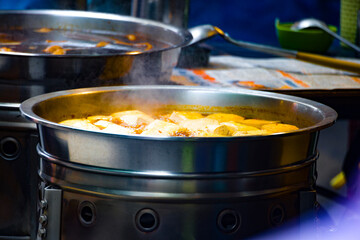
[
  {"left": 233, "top": 129, "right": 271, "bottom": 136},
  {"left": 92, "top": 120, "right": 111, "bottom": 130},
  {"left": 196, "top": 125, "right": 232, "bottom": 137},
  {"left": 101, "top": 122, "right": 135, "bottom": 135},
  {"left": 179, "top": 118, "right": 217, "bottom": 131},
  {"left": 239, "top": 119, "right": 279, "bottom": 128},
  {"left": 221, "top": 121, "right": 259, "bottom": 134},
  {"left": 261, "top": 123, "right": 299, "bottom": 133},
  {"left": 169, "top": 111, "right": 203, "bottom": 123},
  {"left": 87, "top": 115, "right": 111, "bottom": 124},
  {"left": 206, "top": 113, "right": 244, "bottom": 123},
  {"left": 180, "top": 118, "right": 231, "bottom": 137},
  {"left": 141, "top": 120, "right": 186, "bottom": 136},
  {"left": 111, "top": 110, "right": 154, "bottom": 128},
  {"left": 59, "top": 119, "right": 100, "bottom": 131}
]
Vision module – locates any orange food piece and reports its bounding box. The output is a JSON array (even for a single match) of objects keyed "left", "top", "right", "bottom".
[
  {"left": 113, "top": 38, "right": 153, "bottom": 51},
  {"left": 142, "top": 42, "right": 153, "bottom": 51},
  {"left": 127, "top": 34, "right": 136, "bottom": 41},
  {"left": 96, "top": 41, "right": 109, "bottom": 47},
  {"left": 0, "top": 34, "right": 21, "bottom": 45},
  {"left": 46, "top": 40, "right": 66, "bottom": 43},
  {"left": 52, "top": 48, "right": 66, "bottom": 55},
  {"left": 35, "top": 28, "right": 52, "bottom": 33},
  {"left": 0, "top": 47, "right": 12, "bottom": 52},
  {"left": 43, "top": 45, "right": 66, "bottom": 55}
]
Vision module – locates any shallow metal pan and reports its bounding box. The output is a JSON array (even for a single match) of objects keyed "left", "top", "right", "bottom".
[
  {"left": 20, "top": 86, "right": 337, "bottom": 173},
  {"left": 0, "top": 10, "right": 192, "bottom": 85}
]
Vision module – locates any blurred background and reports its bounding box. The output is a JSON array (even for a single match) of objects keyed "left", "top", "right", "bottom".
[{"left": 0, "top": 0, "right": 341, "bottom": 47}]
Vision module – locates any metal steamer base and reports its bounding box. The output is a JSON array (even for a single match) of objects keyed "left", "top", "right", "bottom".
[
  {"left": 37, "top": 146, "right": 318, "bottom": 240},
  {"left": 0, "top": 104, "right": 38, "bottom": 240}
]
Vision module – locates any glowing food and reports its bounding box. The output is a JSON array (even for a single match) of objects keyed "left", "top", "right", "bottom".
[
  {"left": 34, "top": 28, "right": 52, "bottom": 33},
  {"left": 59, "top": 110, "right": 299, "bottom": 137},
  {"left": 206, "top": 113, "right": 245, "bottom": 123},
  {"left": 96, "top": 41, "right": 109, "bottom": 47},
  {"left": 43, "top": 45, "right": 66, "bottom": 55},
  {"left": 127, "top": 34, "right": 136, "bottom": 41},
  {"left": 0, "top": 47, "right": 12, "bottom": 52}
]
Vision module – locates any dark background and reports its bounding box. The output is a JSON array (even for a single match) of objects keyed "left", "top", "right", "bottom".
[{"left": 0, "top": 0, "right": 341, "bottom": 47}]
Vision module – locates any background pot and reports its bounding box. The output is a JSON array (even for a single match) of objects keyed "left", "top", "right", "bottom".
[{"left": 0, "top": 10, "right": 192, "bottom": 89}]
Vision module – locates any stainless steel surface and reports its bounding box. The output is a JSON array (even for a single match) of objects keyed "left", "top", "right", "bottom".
[
  {"left": 291, "top": 18, "right": 360, "bottom": 53},
  {"left": 20, "top": 85, "right": 337, "bottom": 172},
  {"left": 37, "top": 187, "right": 62, "bottom": 240},
  {"left": 131, "top": 0, "right": 190, "bottom": 28},
  {"left": 0, "top": 105, "right": 38, "bottom": 240},
  {"left": 38, "top": 147, "right": 318, "bottom": 239},
  {"left": 56, "top": 189, "right": 305, "bottom": 239},
  {"left": 0, "top": 237, "right": 31, "bottom": 240},
  {"left": 0, "top": 10, "right": 192, "bottom": 84},
  {"left": 38, "top": 147, "right": 318, "bottom": 199}
]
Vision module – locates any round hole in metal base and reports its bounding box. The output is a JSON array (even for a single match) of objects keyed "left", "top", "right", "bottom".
[
  {"left": 217, "top": 209, "right": 241, "bottom": 233},
  {"left": 78, "top": 201, "right": 96, "bottom": 227},
  {"left": 135, "top": 208, "right": 159, "bottom": 232},
  {"left": 270, "top": 204, "right": 285, "bottom": 226},
  {"left": 0, "top": 137, "right": 20, "bottom": 160}
]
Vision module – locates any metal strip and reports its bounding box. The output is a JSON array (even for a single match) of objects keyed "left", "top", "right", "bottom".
[
  {"left": 42, "top": 187, "right": 62, "bottom": 240},
  {"left": 37, "top": 144, "right": 318, "bottom": 179},
  {"left": 0, "top": 237, "right": 31, "bottom": 240}
]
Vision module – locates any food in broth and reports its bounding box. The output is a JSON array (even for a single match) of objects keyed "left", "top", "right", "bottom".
[{"left": 59, "top": 110, "right": 299, "bottom": 137}]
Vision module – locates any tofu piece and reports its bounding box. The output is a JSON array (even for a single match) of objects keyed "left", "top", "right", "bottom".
[
  {"left": 141, "top": 120, "right": 186, "bottom": 136},
  {"left": 168, "top": 111, "right": 203, "bottom": 123},
  {"left": 199, "top": 124, "right": 232, "bottom": 137},
  {"left": 59, "top": 119, "right": 100, "bottom": 131},
  {"left": 261, "top": 123, "right": 299, "bottom": 133},
  {"left": 239, "top": 119, "right": 279, "bottom": 128},
  {"left": 206, "top": 113, "right": 244, "bottom": 123},
  {"left": 111, "top": 110, "right": 154, "bottom": 128},
  {"left": 180, "top": 118, "right": 231, "bottom": 137},
  {"left": 233, "top": 129, "right": 271, "bottom": 136},
  {"left": 101, "top": 121, "right": 135, "bottom": 135},
  {"left": 93, "top": 120, "right": 111, "bottom": 130},
  {"left": 87, "top": 115, "right": 111, "bottom": 123},
  {"left": 221, "top": 121, "right": 259, "bottom": 135}
]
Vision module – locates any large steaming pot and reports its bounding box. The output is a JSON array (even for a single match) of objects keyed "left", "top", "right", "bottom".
[
  {"left": 20, "top": 86, "right": 337, "bottom": 239},
  {"left": 0, "top": 10, "right": 192, "bottom": 95}
]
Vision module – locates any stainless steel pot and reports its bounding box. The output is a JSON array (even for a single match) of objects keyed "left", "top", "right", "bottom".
[
  {"left": 0, "top": 10, "right": 192, "bottom": 86},
  {"left": 20, "top": 86, "right": 337, "bottom": 172},
  {"left": 20, "top": 86, "right": 337, "bottom": 239}
]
